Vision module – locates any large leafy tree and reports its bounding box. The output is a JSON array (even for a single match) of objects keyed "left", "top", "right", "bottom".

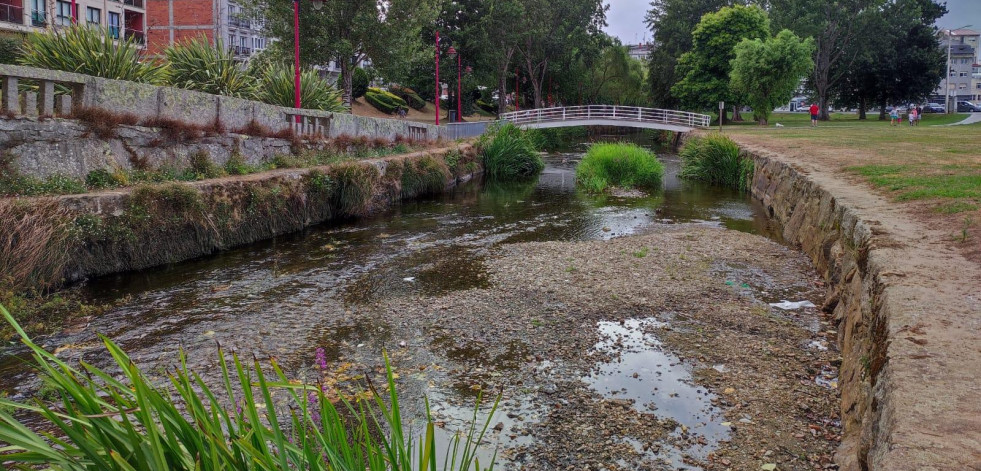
[
  {"left": 585, "top": 44, "right": 649, "bottom": 106},
  {"left": 644, "top": 0, "right": 733, "bottom": 108},
  {"left": 768, "top": 0, "right": 883, "bottom": 120},
  {"left": 671, "top": 4, "right": 769, "bottom": 121},
  {"left": 730, "top": 30, "right": 815, "bottom": 125},
  {"left": 249, "top": 0, "right": 439, "bottom": 107}
]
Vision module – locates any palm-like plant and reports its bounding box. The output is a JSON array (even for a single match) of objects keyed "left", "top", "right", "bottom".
[
  {"left": 165, "top": 38, "right": 258, "bottom": 98},
  {"left": 0, "top": 304, "right": 498, "bottom": 471},
  {"left": 260, "top": 65, "right": 347, "bottom": 112},
  {"left": 19, "top": 26, "right": 167, "bottom": 83}
]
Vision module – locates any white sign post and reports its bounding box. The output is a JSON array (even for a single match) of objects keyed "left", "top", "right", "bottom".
[{"left": 719, "top": 101, "right": 725, "bottom": 132}]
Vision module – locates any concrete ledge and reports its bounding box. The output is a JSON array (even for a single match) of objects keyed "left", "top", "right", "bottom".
[{"left": 744, "top": 145, "right": 981, "bottom": 470}]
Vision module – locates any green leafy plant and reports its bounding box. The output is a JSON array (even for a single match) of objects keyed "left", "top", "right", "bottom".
[
  {"left": 576, "top": 142, "right": 664, "bottom": 193},
  {"left": 260, "top": 66, "right": 346, "bottom": 112},
  {"left": 476, "top": 123, "right": 544, "bottom": 181},
  {"left": 165, "top": 38, "right": 257, "bottom": 98},
  {"left": 0, "top": 36, "right": 23, "bottom": 65},
  {"left": 19, "top": 26, "right": 167, "bottom": 83},
  {"left": 679, "top": 134, "right": 754, "bottom": 191},
  {"left": 352, "top": 67, "right": 371, "bottom": 99},
  {"left": 0, "top": 303, "right": 499, "bottom": 471}
]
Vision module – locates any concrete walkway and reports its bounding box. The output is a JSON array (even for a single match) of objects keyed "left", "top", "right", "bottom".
[{"left": 944, "top": 112, "right": 981, "bottom": 125}]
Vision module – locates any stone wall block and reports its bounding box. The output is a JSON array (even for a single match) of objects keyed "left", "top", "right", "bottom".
[
  {"left": 218, "top": 96, "right": 256, "bottom": 132},
  {"left": 39, "top": 81, "right": 55, "bottom": 115},
  {"left": 3, "top": 76, "right": 20, "bottom": 114},
  {"left": 87, "top": 76, "right": 159, "bottom": 121},
  {"left": 57, "top": 95, "right": 72, "bottom": 116},
  {"left": 157, "top": 87, "right": 219, "bottom": 126},
  {"left": 22, "top": 92, "right": 38, "bottom": 116}
]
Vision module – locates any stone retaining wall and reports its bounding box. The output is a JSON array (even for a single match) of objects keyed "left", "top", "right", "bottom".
[
  {"left": 46, "top": 144, "right": 481, "bottom": 284},
  {"left": 748, "top": 151, "right": 980, "bottom": 470}
]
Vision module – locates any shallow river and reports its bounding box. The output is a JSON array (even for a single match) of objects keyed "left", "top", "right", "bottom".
[{"left": 1, "top": 143, "right": 808, "bottom": 468}]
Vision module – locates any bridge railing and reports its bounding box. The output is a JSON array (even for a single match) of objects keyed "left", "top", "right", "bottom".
[{"left": 499, "top": 105, "right": 711, "bottom": 130}]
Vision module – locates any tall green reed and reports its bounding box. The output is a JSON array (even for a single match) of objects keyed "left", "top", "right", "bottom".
[
  {"left": 575, "top": 142, "right": 664, "bottom": 193},
  {"left": 476, "top": 123, "right": 544, "bottom": 181},
  {"left": 678, "top": 135, "right": 754, "bottom": 191},
  {"left": 0, "top": 304, "right": 498, "bottom": 470}
]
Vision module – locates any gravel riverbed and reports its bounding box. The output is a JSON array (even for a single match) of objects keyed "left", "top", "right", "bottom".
[{"left": 330, "top": 224, "right": 841, "bottom": 470}]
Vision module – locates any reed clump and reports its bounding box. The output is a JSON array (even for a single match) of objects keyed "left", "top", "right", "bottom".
[
  {"left": 476, "top": 123, "right": 544, "bottom": 181},
  {"left": 575, "top": 142, "right": 664, "bottom": 193},
  {"left": 679, "top": 134, "right": 754, "bottom": 191}
]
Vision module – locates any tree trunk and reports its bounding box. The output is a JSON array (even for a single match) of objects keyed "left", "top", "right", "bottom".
[
  {"left": 878, "top": 100, "right": 887, "bottom": 120},
  {"left": 858, "top": 98, "right": 866, "bottom": 120},
  {"left": 498, "top": 72, "right": 508, "bottom": 115},
  {"left": 818, "top": 94, "right": 830, "bottom": 121},
  {"left": 340, "top": 60, "right": 353, "bottom": 108},
  {"left": 732, "top": 106, "right": 743, "bottom": 122}
]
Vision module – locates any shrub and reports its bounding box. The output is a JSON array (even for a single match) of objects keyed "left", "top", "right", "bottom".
[
  {"left": 365, "top": 87, "right": 408, "bottom": 115},
  {"left": 476, "top": 122, "right": 544, "bottom": 181},
  {"left": 165, "top": 38, "right": 257, "bottom": 98},
  {"left": 352, "top": 67, "right": 370, "bottom": 99},
  {"left": 19, "top": 26, "right": 166, "bottom": 84},
  {"left": 85, "top": 169, "right": 128, "bottom": 189},
  {"left": 575, "top": 142, "right": 664, "bottom": 193},
  {"left": 0, "top": 36, "right": 22, "bottom": 65},
  {"left": 389, "top": 85, "right": 426, "bottom": 111},
  {"left": 0, "top": 305, "right": 499, "bottom": 471},
  {"left": 476, "top": 99, "right": 497, "bottom": 114},
  {"left": 679, "top": 134, "right": 754, "bottom": 191},
  {"left": 260, "top": 66, "right": 346, "bottom": 112}
]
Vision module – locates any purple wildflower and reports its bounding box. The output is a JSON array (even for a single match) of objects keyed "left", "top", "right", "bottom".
[
  {"left": 308, "top": 391, "right": 321, "bottom": 423},
  {"left": 315, "top": 347, "right": 327, "bottom": 370}
]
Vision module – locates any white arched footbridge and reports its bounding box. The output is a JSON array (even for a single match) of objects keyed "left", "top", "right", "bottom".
[{"left": 499, "top": 105, "right": 711, "bottom": 132}]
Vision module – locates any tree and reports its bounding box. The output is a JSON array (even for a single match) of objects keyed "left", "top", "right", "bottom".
[
  {"left": 768, "top": 0, "right": 883, "bottom": 120},
  {"left": 352, "top": 67, "right": 370, "bottom": 99},
  {"left": 730, "top": 30, "right": 815, "bottom": 125},
  {"left": 586, "top": 44, "right": 649, "bottom": 106},
  {"left": 671, "top": 4, "right": 770, "bottom": 121},
  {"left": 644, "top": 0, "right": 732, "bottom": 108},
  {"left": 248, "top": 0, "right": 438, "bottom": 107}
]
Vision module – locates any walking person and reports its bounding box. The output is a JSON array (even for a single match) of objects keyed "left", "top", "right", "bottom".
[
  {"left": 908, "top": 105, "right": 917, "bottom": 126},
  {"left": 889, "top": 106, "right": 899, "bottom": 126},
  {"left": 915, "top": 105, "right": 922, "bottom": 126},
  {"left": 809, "top": 103, "right": 819, "bottom": 127}
]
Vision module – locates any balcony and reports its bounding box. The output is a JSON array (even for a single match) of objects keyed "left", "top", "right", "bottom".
[
  {"left": 229, "top": 16, "right": 250, "bottom": 28},
  {"left": 0, "top": 4, "right": 24, "bottom": 25},
  {"left": 125, "top": 29, "right": 145, "bottom": 44},
  {"left": 123, "top": 0, "right": 143, "bottom": 8},
  {"left": 233, "top": 46, "right": 253, "bottom": 56}
]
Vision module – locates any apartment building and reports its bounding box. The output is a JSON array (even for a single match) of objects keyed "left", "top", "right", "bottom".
[
  {"left": 0, "top": 0, "right": 146, "bottom": 43},
  {"left": 146, "top": 0, "right": 267, "bottom": 61}
]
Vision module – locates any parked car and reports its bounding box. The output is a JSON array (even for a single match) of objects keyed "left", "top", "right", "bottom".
[
  {"left": 922, "top": 103, "right": 946, "bottom": 113},
  {"left": 956, "top": 101, "right": 981, "bottom": 112}
]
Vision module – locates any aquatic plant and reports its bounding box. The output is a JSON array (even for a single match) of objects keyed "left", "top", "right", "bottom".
[
  {"left": 331, "top": 162, "right": 381, "bottom": 216},
  {"left": 575, "top": 142, "right": 664, "bottom": 193},
  {"left": 165, "top": 38, "right": 257, "bottom": 98},
  {"left": 679, "top": 134, "right": 754, "bottom": 191},
  {"left": 401, "top": 155, "right": 450, "bottom": 199},
  {"left": 476, "top": 123, "right": 544, "bottom": 181},
  {"left": 0, "top": 304, "right": 498, "bottom": 471}
]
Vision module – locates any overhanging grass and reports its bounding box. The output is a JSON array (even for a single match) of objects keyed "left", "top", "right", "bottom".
[
  {"left": 477, "top": 123, "right": 544, "bottom": 181},
  {"left": 575, "top": 142, "right": 664, "bottom": 193},
  {"left": 679, "top": 134, "right": 753, "bottom": 191},
  {"left": 0, "top": 304, "right": 499, "bottom": 471}
]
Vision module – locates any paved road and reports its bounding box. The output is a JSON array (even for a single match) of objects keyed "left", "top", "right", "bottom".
[{"left": 945, "top": 112, "right": 981, "bottom": 125}]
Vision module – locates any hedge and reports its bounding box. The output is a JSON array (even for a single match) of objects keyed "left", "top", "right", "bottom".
[
  {"left": 389, "top": 85, "right": 426, "bottom": 111},
  {"left": 365, "top": 87, "right": 408, "bottom": 114}
]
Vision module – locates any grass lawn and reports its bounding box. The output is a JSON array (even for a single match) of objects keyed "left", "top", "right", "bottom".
[{"left": 724, "top": 112, "right": 981, "bottom": 248}]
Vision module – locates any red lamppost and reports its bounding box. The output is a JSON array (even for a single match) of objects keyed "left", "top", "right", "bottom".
[
  {"left": 71, "top": 0, "right": 76, "bottom": 24},
  {"left": 292, "top": 0, "right": 325, "bottom": 121},
  {"left": 446, "top": 46, "right": 457, "bottom": 122},
  {"left": 435, "top": 32, "right": 441, "bottom": 126},
  {"left": 455, "top": 50, "right": 462, "bottom": 122}
]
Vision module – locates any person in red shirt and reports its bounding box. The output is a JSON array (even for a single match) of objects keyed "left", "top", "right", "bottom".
[{"left": 809, "top": 103, "right": 819, "bottom": 127}]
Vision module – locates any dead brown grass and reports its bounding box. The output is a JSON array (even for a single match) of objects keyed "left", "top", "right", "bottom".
[
  {"left": 73, "top": 107, "right": 141, "bottom": 139},
  {"left": 0, "top": 198, "right": 74, "bottom": 294}
]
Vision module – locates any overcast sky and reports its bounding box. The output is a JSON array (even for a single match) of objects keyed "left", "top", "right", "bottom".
[{"left": 603, "top": 0, "right": 981, "bottom": 45}]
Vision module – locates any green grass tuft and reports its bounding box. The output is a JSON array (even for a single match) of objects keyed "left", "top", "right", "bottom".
[
  {"left": 477, "top": 123, "right": 545, "bottom": 181},
  {"left": 679, "top": 134, "right": 754, "bottom": 191},
  {"left": 575, "top": 142, "right": 664, "bottom": 193}
]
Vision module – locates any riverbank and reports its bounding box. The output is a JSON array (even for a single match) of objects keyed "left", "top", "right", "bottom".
[{"left": 727, "top": 124, "right": 981, "bottom": 469}]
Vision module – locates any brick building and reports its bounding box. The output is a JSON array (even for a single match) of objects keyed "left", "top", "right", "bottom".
[
  {"left": 0, "top": 0, "right": 146, "bottom": 43},
  {"left": 146, "top": 0, "right": 267, "bottom": 61}
]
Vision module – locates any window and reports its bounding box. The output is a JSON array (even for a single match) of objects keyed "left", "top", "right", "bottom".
[
  {"left": 86, "top": 7, "right": 99, "bottom": 27},
  {"left": 56, "top": 0, "right": 72, "bottom": 26},
  {"left": 108, "top": 11, "right": 120, "bottom": 38},
  {"left": 31, "top": 0, "right": 45, "bottom": 26}
]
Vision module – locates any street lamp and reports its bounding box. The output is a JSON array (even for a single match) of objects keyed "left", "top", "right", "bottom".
[
  {"left": 945, "top": 24, "right": 973, "bottom": 114},
  {"left": 446, "top": 46, "right": 458, "bottom": 122},
  {"left": 292, "top": 0, "right": 325, "bottom": 119},
  {"left": 435, "top": 33, "right": 445, "bottom": 126}
]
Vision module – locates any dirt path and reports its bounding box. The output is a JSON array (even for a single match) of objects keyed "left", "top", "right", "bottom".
[{"left": 729, "top": 135, "right": 981, "bottom": 469}]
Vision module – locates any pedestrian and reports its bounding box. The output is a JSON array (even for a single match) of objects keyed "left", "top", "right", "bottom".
[
  {"left": 915, "top": 105, "right": 922, "bottom": 126},
  {"left": 908, "top": 106, "right": 917, "bottom": 126},
  {"left": 889, "top": 106, "right": 899, "bottom": 126},
  {"left": 809, "top": 103, "right": 819, "bottom": 127}
]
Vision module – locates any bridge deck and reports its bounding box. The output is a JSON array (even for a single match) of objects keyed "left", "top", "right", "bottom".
[{"left": 499, "top": 105, "right": 711, "bottom": 132}]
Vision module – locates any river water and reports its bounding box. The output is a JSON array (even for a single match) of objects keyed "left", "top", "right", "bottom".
[{"left": 0, "top": 142, "right": 792, "bottom": 467}]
